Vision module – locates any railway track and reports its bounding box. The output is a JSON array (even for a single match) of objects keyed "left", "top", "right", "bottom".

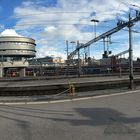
[{"left": 0, "top": 76, "right": 139, "bottom": 96}]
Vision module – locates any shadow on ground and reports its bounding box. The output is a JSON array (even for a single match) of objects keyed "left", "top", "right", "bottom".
[
  {"left": 48, "top": 107, "right": 140, "bottom": 127},
  {"left": 0, "top": 105, "right": 140, "bottom": 127}
]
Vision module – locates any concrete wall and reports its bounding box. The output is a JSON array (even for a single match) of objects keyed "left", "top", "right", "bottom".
[
  {"left": 1, "top": 61, "right": 29, "bottom": 67},
  {"left": 0, "top": 67, "right": 3, "bottom": 77}
]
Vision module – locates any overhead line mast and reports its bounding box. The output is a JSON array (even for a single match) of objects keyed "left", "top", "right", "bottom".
[{"left": 68, "top": 11, "right": 140, "bottom": 59}]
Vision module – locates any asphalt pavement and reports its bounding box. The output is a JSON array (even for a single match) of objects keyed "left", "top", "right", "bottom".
[{"left": 0, "top": 90, "right": 140, "bottom": 140}]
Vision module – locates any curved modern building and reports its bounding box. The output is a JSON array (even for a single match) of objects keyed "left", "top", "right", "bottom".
[
  {"left": 0, "top": 36, "right": 36, "bottom": 57},
  {"left": 0, "top": 35, "right": 36, "bottom": 77}
]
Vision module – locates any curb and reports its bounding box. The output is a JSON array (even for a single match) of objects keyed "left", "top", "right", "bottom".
[{"left": 0, "top": 89, "right": 140, "bottom": 105}]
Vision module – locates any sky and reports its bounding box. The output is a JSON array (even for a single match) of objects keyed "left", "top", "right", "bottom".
[{"left": 0, "top": 0, "right": 140, "bottom": 60}]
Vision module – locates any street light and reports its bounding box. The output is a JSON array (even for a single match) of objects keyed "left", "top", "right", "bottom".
[
  {"left": 66, "top": 41, "right": 77, "bottom": 77},
  {"left": 67, "top": 41, "right": 81, "bottom": 77},
  {"left": 72, "top": 41, "right": 81, "bottom": 78},
  {"left": 90, "top": 19, "right": 99, "bottom": 58},
  {"left": 130, "top": 4, "right": 140, "bottom": 8},
  {"left": 66, "top": 40, "right": 69, "bottom": 76},
  {"left": 90, "top": 19, "right": 99, "bottom": 38},
  {"left": 35, "top": 58, "right": 43, "bottom": 76}
]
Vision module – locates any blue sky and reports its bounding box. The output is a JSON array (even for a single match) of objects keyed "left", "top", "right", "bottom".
[{"left": 0, "top": 0, "right": 140, "bottom": 60}]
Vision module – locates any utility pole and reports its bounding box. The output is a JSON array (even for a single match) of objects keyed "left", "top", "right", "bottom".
[
  {"left": 77, "top": 41, "right": 80, "bottom": 78},
  {"left": 128, "top": 13, "right": 134, "bottom": 89},
  {"left": 66, "top": 40, "right": 69, "bottom": 76}
]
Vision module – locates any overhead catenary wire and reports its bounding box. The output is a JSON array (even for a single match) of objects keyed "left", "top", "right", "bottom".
[
  {"left": 14, "top": 24, "right": 116, "bottom": 28},
  {"left": 0, "top": 6, "right": 124, "bottom": 30},
  {"left": 12, "top": 11, "right": 121, "bottom": 19},
  {"left": 122, "top": 29, "right": 140, "bottom": 33},
  {"left": 11, "top": 17, "right": 116, "bottom": 27}
]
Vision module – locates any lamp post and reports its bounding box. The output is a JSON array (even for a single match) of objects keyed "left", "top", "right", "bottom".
[
  {"left": 90, "top": 19, "right": 99, "bottom": 59},
  {"left": 90, "top": 19, "right": 99, "bottom": 38},
  {"left": 66, "top": 40, "right": 69, "bottom": 76},
  {"left": 77, "top": 41, "right": 80, "bottom": 78},
  {"left": 131, "top": 4, "right": 140, "bottom": 8},
  {"left": 66, "top": 41, "right": 78, "bottom": 77},
  {"left": 35, "top": 58, "right": 42, "bottom": 76},
  {"left": 68, "top": 41, "right": 81, "bottom": 77}
]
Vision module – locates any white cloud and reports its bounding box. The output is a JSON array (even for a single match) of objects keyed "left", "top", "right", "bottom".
[
  {"left": 36, "top": 41, "right": 67, "bottom": 59},
  {"left": 133, "top": 44, "right": 140, "bottom": 59},
  {"left": 12, "top": 0, "right": 140, "bottom": 59},
  {"left": 44, "top": 26, "right": 56, "bottom": 32},
  {"left": 0, "top": 29, "right": 21, "bottom": 36}
]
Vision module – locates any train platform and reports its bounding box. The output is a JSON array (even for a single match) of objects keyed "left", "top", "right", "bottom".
[
  {"left": 0, "top": 75, "right": 139, "bottom": 96},
  {"left": 0, "top": 75, "right": 131, "bottom": 87}
]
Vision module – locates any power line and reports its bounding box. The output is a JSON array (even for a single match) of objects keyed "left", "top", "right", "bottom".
[
  {"left": 12, "top": 22, "right": 117, "bottom": 28},
  {"left": 13, "top": 11, "right": 121, "bottom": 19},
  {"left": 13, "top": 11, "right": 92, "bottom": 19},
  {"left": 122, "top": 29, "right": 140, "bottom": 33}
]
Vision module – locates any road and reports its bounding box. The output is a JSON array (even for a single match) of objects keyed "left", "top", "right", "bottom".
[{"left": 0, "top": 91, "right": 140, "bottom": 140}]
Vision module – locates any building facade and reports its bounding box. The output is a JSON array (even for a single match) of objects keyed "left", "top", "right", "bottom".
[
  {"left": 28, "top": 56, "right": 64, "bottom": 67},
  {"left": 0, "top": 36, "right": 36, "bottom": 77}
]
